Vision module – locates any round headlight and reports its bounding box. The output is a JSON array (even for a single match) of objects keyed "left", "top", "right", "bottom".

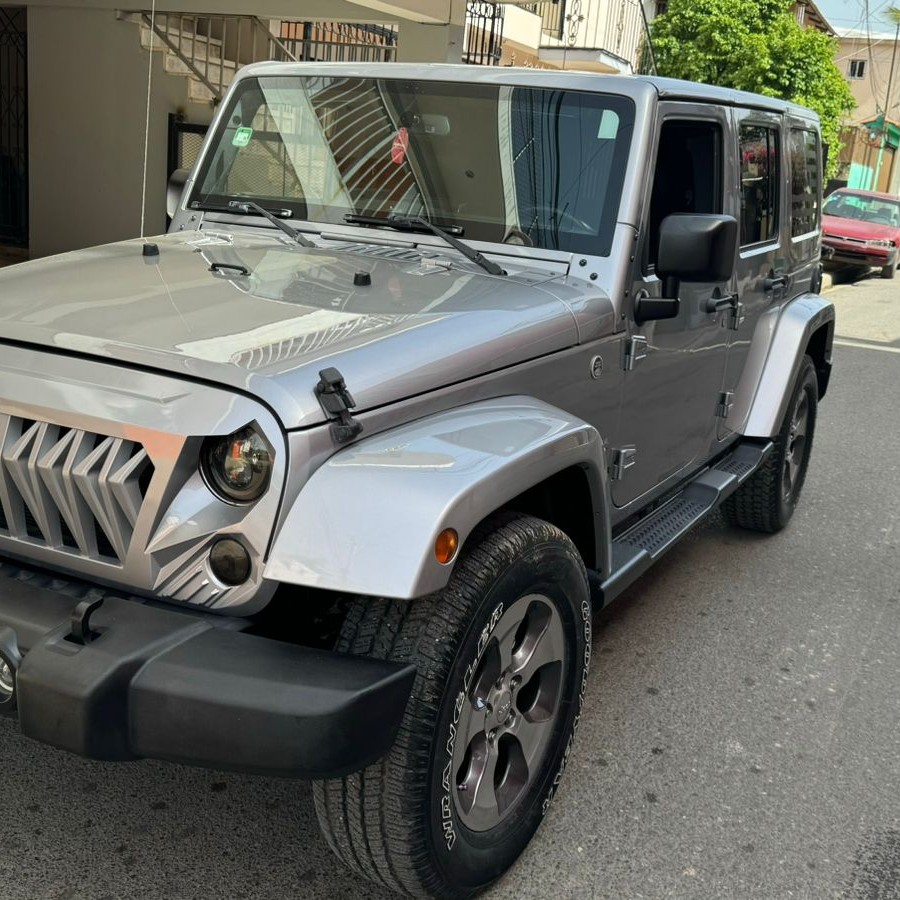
[{"left": 202, "top": 426, "right": 273, "bottom": 503}]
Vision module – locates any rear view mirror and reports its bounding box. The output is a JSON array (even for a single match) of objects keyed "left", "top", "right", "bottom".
[
  {"left": 657, "top": 214, "right": 738, "bottom": 284},
  {"left": 167, "top": 168, "right": 190, "bottom": 220}
]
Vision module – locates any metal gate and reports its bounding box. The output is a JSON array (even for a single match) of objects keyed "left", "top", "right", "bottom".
[
  {"left": 0, "top": 7, "right": 27, "bottom": 247},
  {"left": 463, "top": 2, "right": 504, "bottom": 66},
  {"left": 167, "top": 115, "right": 209, "bottom": 177}
]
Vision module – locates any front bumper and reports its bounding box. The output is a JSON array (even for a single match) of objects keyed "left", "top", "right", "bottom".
[
  {"left": 822, "top": 240, "right": 896, "bottom": 269},
  {"left": 0, "top": 563, "right": 414, "bottom": 778}
]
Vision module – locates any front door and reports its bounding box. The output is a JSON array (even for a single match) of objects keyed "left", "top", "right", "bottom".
[
  {"left": 614, "top": 104, "right": 735, "bottom": 508},
  {"left": 0, "top": 7, "right": 28, "bottom": 248}
]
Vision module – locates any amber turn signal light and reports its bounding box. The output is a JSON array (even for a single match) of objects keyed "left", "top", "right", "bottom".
[{"left": 434, "top": 528, "right": 459, "bottom": 565}]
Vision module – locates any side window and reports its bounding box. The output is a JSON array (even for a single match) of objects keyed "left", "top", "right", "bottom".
[
  {"left": 789, "top": 129, "right": 820, "bottom": 238},
  {"left": 739, "top": 125, "right": 780, "bottom": 246},
  {"left": 648, "top": 120, "right": 722, "bottom": 268}
]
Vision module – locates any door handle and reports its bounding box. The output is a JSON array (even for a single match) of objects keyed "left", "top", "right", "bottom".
[
  {"left": 764, "top": 274, "right": 788, "bottom": 292},
  {"left": 705, "top": 293, "right": 738, "bottom": 314}
]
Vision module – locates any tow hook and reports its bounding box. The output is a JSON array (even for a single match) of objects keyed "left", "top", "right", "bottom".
[{"left": 0, "top": 627, "right": 22, "bottom": 713}]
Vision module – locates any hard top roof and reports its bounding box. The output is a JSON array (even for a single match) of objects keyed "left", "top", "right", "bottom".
[{"left": 237, "top": 61, "right": 820, "bottom": 122}]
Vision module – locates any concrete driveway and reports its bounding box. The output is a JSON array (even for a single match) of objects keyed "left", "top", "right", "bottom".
[{"left": 1, "top": 275, "right": 898, "bottom": 900}]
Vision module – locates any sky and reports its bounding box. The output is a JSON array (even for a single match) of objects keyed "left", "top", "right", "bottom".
[{"left": 816, "top": 0, "right": 899, "bottom": 33}]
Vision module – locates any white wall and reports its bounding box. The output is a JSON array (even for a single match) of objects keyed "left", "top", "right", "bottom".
[{"left": 27, "top": 6, "right": 215, "bottom": 257}]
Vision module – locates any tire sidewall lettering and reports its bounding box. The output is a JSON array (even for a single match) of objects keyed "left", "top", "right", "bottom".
[
  {"left": 440, "top": 600, "right": 504, "bottom": 853},
  {"left": 542, "top": 596, "right": 591, "bottom": 816}
]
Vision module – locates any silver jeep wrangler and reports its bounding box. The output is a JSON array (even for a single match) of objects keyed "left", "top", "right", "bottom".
[{"left": 0, "top": 64, "right": 833, "bottom": 897}]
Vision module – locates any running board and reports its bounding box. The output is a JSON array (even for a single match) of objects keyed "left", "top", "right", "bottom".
[{"left": 597, "top": 441, "right": 773, "bottom": 605}]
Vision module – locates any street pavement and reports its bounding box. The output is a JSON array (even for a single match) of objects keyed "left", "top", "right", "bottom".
[{"left": 1, "top": 274, "right": 898, "bottom": 900}]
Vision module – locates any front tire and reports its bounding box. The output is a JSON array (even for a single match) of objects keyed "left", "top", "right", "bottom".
[
  {"left": 313, "top": 513, "right": 591, "bottom": 898},
  {"left": 881, "top": 260, "right": 897, "bottom": 280},
  {"left": 723, "top": 355, "right": 818, "bottom": 533}
]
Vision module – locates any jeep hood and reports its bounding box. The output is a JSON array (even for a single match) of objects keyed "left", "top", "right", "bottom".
[{"left": 0, "top": 232, "right": 584, "bottom": 429}]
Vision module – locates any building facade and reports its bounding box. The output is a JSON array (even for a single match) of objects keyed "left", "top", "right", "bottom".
[{"left": 833, "top": 27, "right": 900, "bottom": 194}]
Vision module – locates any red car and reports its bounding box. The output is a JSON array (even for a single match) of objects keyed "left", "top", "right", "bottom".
[{"left": 821, "top": 188, "right": 900, "bottom": 280}]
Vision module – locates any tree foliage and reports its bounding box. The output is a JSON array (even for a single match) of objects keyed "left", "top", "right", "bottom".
[{"left": 650, "top": 0, "right": 856, "bottom": 177}]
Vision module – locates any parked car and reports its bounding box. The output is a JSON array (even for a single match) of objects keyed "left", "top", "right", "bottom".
[
  {"left": 0, "top": 65, "right": 834, "bottom": 898},
  {"left": 821, "top": 188, "right": 900, "bottom": 279}
]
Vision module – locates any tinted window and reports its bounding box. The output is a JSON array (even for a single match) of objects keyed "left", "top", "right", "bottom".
[
  {"left": 790, "top": 129, "right": 820, "bottom": 237},
  {"left": 739, "top": 125, "right": 779, "bottom": 246},
  {"left": 648, "top": 120, "right": 722, "bottom": 267}
]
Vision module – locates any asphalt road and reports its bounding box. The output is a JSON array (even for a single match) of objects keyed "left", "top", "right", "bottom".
[{"left": 2, "top": 274, "right": 899, "bottom": 900}]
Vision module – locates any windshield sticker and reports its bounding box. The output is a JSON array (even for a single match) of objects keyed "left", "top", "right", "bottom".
[
  {"left": 597, "top": 109, "right": 619, "bottom": 140},
  {"left": 391, "top": 127, "right": 409, "bottom": 165},
  {"left": 232, "top": 126, "right": 254, "bottom": 148}
]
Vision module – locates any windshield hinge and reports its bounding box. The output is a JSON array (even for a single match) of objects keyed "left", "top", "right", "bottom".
[
  {"left": 624, "top": 335, "right": 648, "bottom": 371},
  {"left": 315, "top": 368, "right": 363, "bottom": 444},
  {"left": 716, "top": 391, "right": 735, "bottom": 419},
  {"left": 610, "top": 446, "right": 637, "bottom": 481}
]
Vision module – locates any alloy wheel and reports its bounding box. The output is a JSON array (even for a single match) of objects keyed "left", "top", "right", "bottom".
[{"left": 452, "top": 593, "right": 566, "bottom": 832}]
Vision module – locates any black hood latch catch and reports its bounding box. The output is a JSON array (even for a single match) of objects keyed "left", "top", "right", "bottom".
[{"left": 315, "top": 367, "right": 363, "bottom": 444}]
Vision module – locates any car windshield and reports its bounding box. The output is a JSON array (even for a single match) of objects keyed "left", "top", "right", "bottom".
[
  {"left": 191, "top": 75, "right": 635, "bottom": 255},
  {"left": 823, "top": 192, "right": 900, "bottom": 227}
]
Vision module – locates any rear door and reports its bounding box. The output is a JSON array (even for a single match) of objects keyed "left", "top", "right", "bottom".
[{"left": 719, "top": 108, "right": 787, "bottom": 440}]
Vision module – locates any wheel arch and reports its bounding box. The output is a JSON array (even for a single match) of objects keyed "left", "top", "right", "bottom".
[
  {"left": 264, "top": 397, "right": 612, "bottom": 599},
  {"left": 742, "top": 294, "right": 834, "bottom": 439}
]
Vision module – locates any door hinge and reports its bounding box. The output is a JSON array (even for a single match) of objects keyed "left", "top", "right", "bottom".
[
  {"left": 728, "top": 301, "right": 745, "bottom": 332},
  {"left": 315, "top": 367, "right": 363, "bottom": 443},
  {"left": 624, "top": 335, "right": 648, "bottom": 371},
  {"left": 610, "top": 446, "right": 637, "bottom": 481},
  {"left": 716, "top": 391, "right": 735, "bottom": 418}
]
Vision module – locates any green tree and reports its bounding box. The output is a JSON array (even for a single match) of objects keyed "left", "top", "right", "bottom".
[{"left": 649, "top": 0, "right": 855, "bottom": 177}]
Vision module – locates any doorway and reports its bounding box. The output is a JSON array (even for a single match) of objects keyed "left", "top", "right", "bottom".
[{"left": 0, "top": 7, "right": 28, "bottom": 249}]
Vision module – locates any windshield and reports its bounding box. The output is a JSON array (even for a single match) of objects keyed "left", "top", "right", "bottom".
[
  {"left": 191, "top": 75, "right": 635, "bottom": 255},
  {"left": 823, "top": 192, "right": 900, "bottom": 228}
]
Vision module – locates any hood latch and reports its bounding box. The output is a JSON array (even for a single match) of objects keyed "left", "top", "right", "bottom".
[{"left": 315, "top": 367, "right": 363, "bottom": 444}]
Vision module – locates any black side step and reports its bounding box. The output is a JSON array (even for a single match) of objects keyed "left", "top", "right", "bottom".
[{"left": 597, "top": 441, "right": 773, "bottom": 605}]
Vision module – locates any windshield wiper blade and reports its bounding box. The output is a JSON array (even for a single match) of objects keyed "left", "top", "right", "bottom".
[
  {"left": 226, "top": 200, "right": 316, "bottom": 248},
  {"left": 343, "top": 213, "right": 464, "bottom": 236},
  {"left": 343, "top": 214, "right": 506, "bottom": 276}
]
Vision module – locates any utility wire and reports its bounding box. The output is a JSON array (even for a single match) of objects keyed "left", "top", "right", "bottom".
[{"left": 140, "top": 0, "right": 157, "bottom": 240}]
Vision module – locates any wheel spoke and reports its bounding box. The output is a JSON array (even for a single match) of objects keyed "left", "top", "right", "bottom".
[
  {"left": 512, "top": 715, "right": 545, "bottom": 765},
  {"left": 468, "top": 639, "right": 501, "bottom": 707},
  {"left": 456, "top": 733, "right": 500, "bottom": 827},
  {"left": 459, "top": 694, "right": 490, "bottom": 751},
  {"left": 493, "top": 603, "right": 531, "bottom": 674},
  {"left": 510, "top": 601, "right": 565, "bottom": 684}
]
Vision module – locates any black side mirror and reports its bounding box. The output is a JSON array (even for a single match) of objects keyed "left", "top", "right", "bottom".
[
  {"left": 657, "top": 213, "right": 738, "bottom": 284},
  {"left": 167, "top": 168, "right": 190, "bottom": 220},
  {"left": 635, "top": 214, "right": 738, "bottom": 324}
]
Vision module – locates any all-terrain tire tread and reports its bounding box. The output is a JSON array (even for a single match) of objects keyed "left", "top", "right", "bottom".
[
  {"left": 312, "top": 512, "right": 583, "bottom": 899},
  {"left": 722, "top": 356, "right": 817, "bottom": 533}
]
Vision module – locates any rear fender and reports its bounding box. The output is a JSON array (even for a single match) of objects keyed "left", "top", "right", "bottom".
[
  {"left": 740, "top": 294, "right": 835, "bottom": 438},
  {"left": 264, "top": 398, "right": 611, "bottom": 599}
]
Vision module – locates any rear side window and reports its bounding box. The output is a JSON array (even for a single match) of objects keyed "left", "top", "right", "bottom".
[
  {"left": 739, "top": 125, "right": 780, "bottom": 246},
  {"left": 789, "top": 129, "right": 820, "bottom": 238}
]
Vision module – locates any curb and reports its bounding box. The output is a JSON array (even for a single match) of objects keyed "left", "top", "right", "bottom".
[{"left": 821, "top": 271, "right": 834, "bottom": 293}]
